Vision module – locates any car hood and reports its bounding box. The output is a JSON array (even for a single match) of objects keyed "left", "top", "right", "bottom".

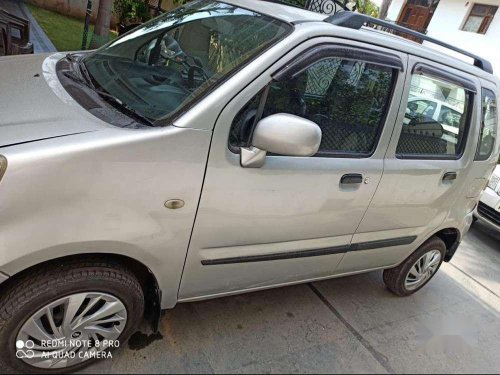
[{"left": 0, "top": 53, "right": 108, "bottom": 148}]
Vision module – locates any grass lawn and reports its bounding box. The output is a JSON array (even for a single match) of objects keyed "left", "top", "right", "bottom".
[{"left": 26, "top": 3, "right": 116, "bottom": 51}]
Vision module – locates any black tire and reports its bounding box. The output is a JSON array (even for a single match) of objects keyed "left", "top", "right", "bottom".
[
  {"left": 0, "top": 259, "right": 144, "bottom": 374},
  {"left": 383, "top": 236, "right": 446, "bottom": 297}
]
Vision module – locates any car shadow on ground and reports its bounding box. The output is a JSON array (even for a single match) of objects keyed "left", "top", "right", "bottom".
[{"left": 452, "top": 221, "right": 500, "bottom": 297}]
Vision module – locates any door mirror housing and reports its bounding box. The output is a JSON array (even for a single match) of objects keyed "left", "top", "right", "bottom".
[{"left": 240, "top": 114, "right": 322, "bottom": 168}]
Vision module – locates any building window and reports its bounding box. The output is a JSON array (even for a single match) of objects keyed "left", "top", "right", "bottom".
[{"left": 462, "top": 4, "right": 498, "bottom": 34}]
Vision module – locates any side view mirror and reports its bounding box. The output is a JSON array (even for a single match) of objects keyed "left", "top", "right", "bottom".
[{"left": 240, "top": 113, "right": 322, "bottom": 168}]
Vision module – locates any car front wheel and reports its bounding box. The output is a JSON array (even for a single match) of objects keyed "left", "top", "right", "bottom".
[{"left": 0, "top": 259, "right": 144, "bottom": 374}]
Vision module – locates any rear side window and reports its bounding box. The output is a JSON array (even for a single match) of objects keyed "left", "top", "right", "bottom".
[
  {"left": 396, "top": 74, "right": 472, "bottom": 158},
  {"left": 229, "top": 57, "right": 397, "bottom": 157},
  {"left": 475, "top": 88, "right": 498, "bottom": 160},
  {"left": 408, "top": 99, "right": 437, "bottom": 118}
]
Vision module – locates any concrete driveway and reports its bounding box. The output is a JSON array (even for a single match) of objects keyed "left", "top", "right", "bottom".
[{"left": 85, "top": 222, "right": 500, "bottom": 374}]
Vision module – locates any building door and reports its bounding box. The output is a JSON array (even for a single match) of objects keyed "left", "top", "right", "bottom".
[{"left": 398, "top": 0, "right": 439, "bottom": 35}]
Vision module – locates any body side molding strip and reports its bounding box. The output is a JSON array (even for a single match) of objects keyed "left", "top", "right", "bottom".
[
  {"left": 201, "top": 245, "right": 350, "bottom": 266},
  {"left": 352, "top": 236, "right": 417, "bottom": 252},
  {"left": 201, "top": 236, "right": 418, "bottom": 265}
]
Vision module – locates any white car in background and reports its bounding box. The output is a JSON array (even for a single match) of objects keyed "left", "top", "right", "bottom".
[
  {"left": 406, "top": 97, "right": 463, "bottom": 143},
  {"left": 475, "top": 165, "right": 500, "bottom": 231}
]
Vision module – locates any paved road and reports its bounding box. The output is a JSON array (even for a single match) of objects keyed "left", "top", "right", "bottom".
[{"left": 85, "top": 222, "right": 500, "bottom": 374}]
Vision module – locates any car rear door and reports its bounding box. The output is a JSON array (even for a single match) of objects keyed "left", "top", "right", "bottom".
[
  {"left": 178, "top": 38, "right": 408, "bottom": 301},
  {"left": 472, "top": 78, "right": 500, "bottom": 222},
  {"left": 337, "top": 55, "right": 482, "bottom": 273}
]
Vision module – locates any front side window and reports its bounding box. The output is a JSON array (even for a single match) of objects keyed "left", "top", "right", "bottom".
[
  {"left": 397, "top": 74, "right": 472, "bottom": 158},
  {"left": 83, "top": 0, "right": 291, "bottom": 124},
  {"left": 475, "top": 88, "right": 498, "bottom": 160},
  {"left": 230, "top": 57, "right": 397, "bottom": 157},
  {"left": 462, "top": 4, "right": 498, "bottom": 34}
]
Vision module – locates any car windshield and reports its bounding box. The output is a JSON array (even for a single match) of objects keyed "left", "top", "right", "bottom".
[{"left": 83, "top": 0, "right": 291, "bottom": 125}]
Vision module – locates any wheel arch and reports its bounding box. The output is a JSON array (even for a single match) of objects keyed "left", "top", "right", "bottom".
[
  {"left": 0, "top": 252, "right": 163, "bottom": 331},
  {"left": 430, "top": 227, "right": 461, "bottom": 262}
]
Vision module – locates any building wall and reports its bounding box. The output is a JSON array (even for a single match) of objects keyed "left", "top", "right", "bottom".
[
  {"left": 387, "top": 0, "right": 407, "bottom": 21},
  {"left": 386, "top": 0, "right": 500, "bottom": 77},
  {"left": 25, "top": 0, "right": 177, "bottom": 24},
  {"left": 26, "top": 0, "right": 105, "bottom": 22}
]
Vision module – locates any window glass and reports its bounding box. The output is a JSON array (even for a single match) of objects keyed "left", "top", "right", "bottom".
[
  {"left": 475, "top": 88, "right": 498, "bottom": 160},
  {"left": 438, "top": 106, "right": 462, "bottom": 128},
  {"left": 462, "top": 4, "right": 498, "bottom": 34},
  {"left": 397, "top": 74, "right": 471, "bottom": 157},
  {"left": 83, "top": 0, "right": 291, "bottom": 124},
  {"left": 407, "top": 99, "right": 437, "bottom": 118},
  {"left": 229, "top": 57, "right": 397, "bottom": 156}
]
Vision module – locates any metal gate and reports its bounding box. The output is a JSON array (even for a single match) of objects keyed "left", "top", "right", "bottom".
[{"left": 305, "top": 0, "right": 350, "bottom": 15}]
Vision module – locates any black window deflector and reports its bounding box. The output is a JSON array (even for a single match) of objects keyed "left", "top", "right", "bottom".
[
  {"left": 412, "top": 63, "right": 477, "bottom": 93},
  {"left": 272, "top": 44, "right": 404, "bottom": 82}
]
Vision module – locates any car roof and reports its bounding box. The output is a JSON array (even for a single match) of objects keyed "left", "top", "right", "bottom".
[
  {"left": 225, "top": 0, "right": 328, "bottom": 23},
  {"left": 225, "top": 0, "right": 499, "bottom": 83}
]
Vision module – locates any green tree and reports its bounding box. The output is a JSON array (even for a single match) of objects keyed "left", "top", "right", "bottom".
[
  {"left": 114, "top": 0, "right": 151, "bottom": 24},
  {"left": 354, "top": 0, "right": 380, "bottom": 17}
]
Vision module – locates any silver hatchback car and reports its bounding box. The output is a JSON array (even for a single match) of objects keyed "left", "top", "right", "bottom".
[{"left": 0, "top": 0, "right": 499, "bottom": 372}]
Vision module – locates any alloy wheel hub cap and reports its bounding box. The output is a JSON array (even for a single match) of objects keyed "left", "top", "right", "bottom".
[
  {"left": 16, "top": 292, "right": 127, "bottom": 369},
  {"left": 405, "top": 249, "right": 442, "bottom": 291}
]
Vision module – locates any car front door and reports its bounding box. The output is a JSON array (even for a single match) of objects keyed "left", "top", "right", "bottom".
[{"left": 178, "top": 39, "right": 408, "bottom": 300}]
